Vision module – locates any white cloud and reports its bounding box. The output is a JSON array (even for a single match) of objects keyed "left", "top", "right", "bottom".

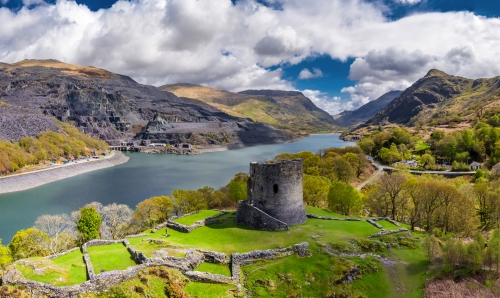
[
  {"left": 302, "top": 89, "right": 346, "bottom": 115},
  {"left": 22, "top": 0, "right": 45, "bottom": 7},
  {"left": 395, "top": 0, "right": 421, "bottom": 5},
  {"left": 0, "top": 0, "right": 500, "bottom": 113},
  {"left": 298, "top": 68, "right": 323, "bottom": 80}
]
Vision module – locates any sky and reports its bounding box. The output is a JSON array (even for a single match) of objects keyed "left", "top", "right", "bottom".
[{"left": 0, "top": 0, "right": 499, "bottom": 115}]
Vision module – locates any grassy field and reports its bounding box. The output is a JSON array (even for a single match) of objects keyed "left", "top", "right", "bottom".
[
  {"left": 242, "top": 242, "right": 391, "bottom": 297},
  {"left": 87, "top": 243, "right": 137, "bottom": 273},
  {"left": 376, "top": 219, "right": 401, "bottom": 230},
  {"left": 195, "top": 262, "right": 232, "bottom": 276},
  {"left": 305, "top": 206, "right": 356, "bottom": 218},
  {"left": 15, "top": 207, "right": 431, "bottom": 297},
  {"left": 173, "top": 210, "right": 221, "bottom": 226},
  {"left": 131, "top": 241, "right": 187, "bottom": 258},
  {"left": 127, "top": 210, "right": 381, "bottom": 254},
  {"left": 184, "top": 282, "right": 238, "bottom": 298},
  {"left": 414, "top": 140, "right": 431, "bottom": 152},
  {"left": 16, "top": 250, "right": 87, "bottom": 286}
]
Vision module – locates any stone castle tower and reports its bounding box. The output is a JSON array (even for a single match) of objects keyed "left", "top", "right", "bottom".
[{"left": 235, "top": 159, "right": 307, "bottom": 230}]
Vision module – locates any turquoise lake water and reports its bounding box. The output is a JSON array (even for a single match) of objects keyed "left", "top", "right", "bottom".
[{"left": 0, "top": 134, "right": 353, "bottom": 242}]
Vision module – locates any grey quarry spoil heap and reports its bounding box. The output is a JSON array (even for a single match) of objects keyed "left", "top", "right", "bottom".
[{"left": 236, "top": 159, "right": 307, "bottom": 231}]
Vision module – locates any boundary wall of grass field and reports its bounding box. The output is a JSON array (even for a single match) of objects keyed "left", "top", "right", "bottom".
[
  {"left": 156, "top": 210, "right": 228, "bottom": 233},
  {"left": 2, "top": 238, "right": 311, "bottom": 297}
]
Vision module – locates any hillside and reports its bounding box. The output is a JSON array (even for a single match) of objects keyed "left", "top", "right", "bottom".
[
  {"left": 334, "top": 90, "right": 402, "bottom": 127},
  {"left": 364, "top": 69, "right": 500, "bottom": 126},
  {"left": 160, "top": 84, "right": 336, "bottom": 133},
  {"left": 0, "top": 60, "right": 296, "bottom": 147}
]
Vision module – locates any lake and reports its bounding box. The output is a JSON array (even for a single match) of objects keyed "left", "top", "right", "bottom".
[{"left": 0, "top": 134, "right": 353, "bottom": 242}]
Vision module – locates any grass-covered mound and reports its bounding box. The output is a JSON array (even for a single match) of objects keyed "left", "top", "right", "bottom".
[
  {"left": 15, "top": 250, "right": 86, "bottom": 286},
  {"left": 243, "top": 244, "right": 390, "bottom": 298},
  {"left": 173, "top": 210, "right": 221, "bottom": 226},
  {"left": 127, "top": 209, "right": 381, "bottom": 254},
  {"left": 87, "top": 243, "right": 136, "bottom": 273}
]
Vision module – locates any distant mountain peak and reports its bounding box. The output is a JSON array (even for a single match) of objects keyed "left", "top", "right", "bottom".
[
  {"left": 334, "top": 90, "right": 402, "bottom": 127},
  {"left": 424, "top": 69, "right": 449, "bottom": 78}
]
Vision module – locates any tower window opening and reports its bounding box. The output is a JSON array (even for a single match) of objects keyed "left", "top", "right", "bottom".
[{"left": 273, "top": 184, "right": 279, "bottom": 193}]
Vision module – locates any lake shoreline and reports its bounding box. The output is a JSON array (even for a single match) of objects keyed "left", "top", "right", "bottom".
[{"left": 0, "top": 151, "right": 130, "bottom": 195}]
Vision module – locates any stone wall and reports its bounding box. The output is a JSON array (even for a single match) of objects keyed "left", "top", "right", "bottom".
[
  {"left": 3, "top": 230, "right": 309, "bottom": 296},
  {"left": 81, "top": 239, "right": 125, "bottom": 253},
  {"left": 46, "top": 247, "right": 80, "bottom": 259},
  {"left": 307, "top": 214, "right": 361, "bottom": 221},
  {"left": 369, "top": 228, "right": 409, "bottom": 238},
  {"left": 235, "top": 201, "right": 288, "bottom": 231},
  {"left": 163, "top": 210, "right": 227, "bottom": 233}
]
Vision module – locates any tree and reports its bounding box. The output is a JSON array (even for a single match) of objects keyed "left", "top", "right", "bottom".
[
  {"left": 228, "top": 182, "right": 247, "bottom": 202},
  {"left": 342, "top": 153, "right": 366, "bottom": 178},
  {"left": 77, "top": 206, "right": 102, "bottom": 244},
  {"left": 422, "top": 234, "right": 440, "bottom": 264},
  {"left": 303, "top": 175, "right": 330, "bottom": 207},
  {"left": 172, "top": 190, "right": 207, "bottom": 214},
  {"left": 378, "top": 173, "right": 407, "bottom": 220},
  {"left": 9, "top": 228, "right": 50, "bottom": 260},
  {"left": 327, "top": 181, "right": 362, "bottom": 215},
  {"left": 0, "top": 239, "right": 12, "bottom": 269},
  {"left": 101, "top": 204, "right": 133, "bottom": 239},
  {"left": 358, "top": 137, "right": 375, "bottom": 155},
  {"left": 488, "top": 229, "right": 500, "bottom": 271},
  {"left": 420, "top": 154, "right": 435, "bottom": 167},
  {"left": 474, "top": 182, "right": 490, "bottom": 225},
  {"left": 34, "top": 214, "right": 74, "bottom": 254},
  {"left": 331, "top": 157, "right": 354, "bottom": 183},
  {"left": 404, "top": 177, "right": 424, "bottom": 231},
  {"left": 133, "top": 196, "right": 173, "bottom": 228}
]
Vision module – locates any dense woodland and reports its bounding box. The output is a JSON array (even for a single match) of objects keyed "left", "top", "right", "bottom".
[
  {"left": 359, "top": 121, "right": 500, "bottom": 170},
  {"left": 0, "top": 122, "right": 109, "bottom": 175}
]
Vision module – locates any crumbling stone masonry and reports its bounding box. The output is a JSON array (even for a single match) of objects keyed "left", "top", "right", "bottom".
[{"left": 236, "top": 159, "right": 307, "bottom": 230}]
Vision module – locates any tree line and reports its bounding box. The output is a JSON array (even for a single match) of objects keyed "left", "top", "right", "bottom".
[
  {"left": 359, "top": 122, "right": 500, "bottom": 170},
  {"left": 0, "top": 122, "right": 108, "bottom": 174}
]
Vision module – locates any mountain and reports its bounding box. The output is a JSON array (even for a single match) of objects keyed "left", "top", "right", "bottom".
[
  {"left": 333, "top": 90, "right": 402, "bottom": 127},
  {"left": 0, "top": 59, "right": 296, "bottom": 146},
  {"left": 159, "top": 84, "right": 336, "bottom": 133},
  {"left": 364, "top": 69, "right": 500, "bottom": 126}
]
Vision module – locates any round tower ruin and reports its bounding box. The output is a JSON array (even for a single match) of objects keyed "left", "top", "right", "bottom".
[{"left": 236, "top": 159, "right": 307, "bottom": 230}]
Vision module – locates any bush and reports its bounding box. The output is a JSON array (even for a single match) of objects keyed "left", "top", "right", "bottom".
[{"left": 452, "top": 161, "right": 471, "bottom": 172}]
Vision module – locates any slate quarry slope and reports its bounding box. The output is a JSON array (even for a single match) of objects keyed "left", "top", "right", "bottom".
[{"left": 0, "top": 60, "right": 295, "bottom": 146}]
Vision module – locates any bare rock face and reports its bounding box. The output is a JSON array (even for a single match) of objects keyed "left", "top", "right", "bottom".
[{"left": 0, "top": 59, "right": 297, "bottom": 146}]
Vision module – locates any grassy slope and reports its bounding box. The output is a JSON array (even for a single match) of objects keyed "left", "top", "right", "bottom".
[
  {"left": 184, "top": 283, "right": 238, "bottom": 298},
  {"left": 173, "top": 210, "right": 221, "bottom": 226},
  {"left": 16, "top": 250, "right": 87, "bottom": 286},
  {"left": 87, "top": 243, "right": 137, "bottom": 273}
]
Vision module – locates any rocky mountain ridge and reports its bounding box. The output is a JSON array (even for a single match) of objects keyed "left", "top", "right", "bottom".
[
  {"left": 160, "top": 84, "right": 336, "bottom": 133},
  {"left": 364, "top": 69, "right": 500, "bottom": 126},
  {"left": 333, "top": 90, "right": 402, "bottom": 127},
  {"left": 0, "top": 59, "right": 296, "bottom": 146}
]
